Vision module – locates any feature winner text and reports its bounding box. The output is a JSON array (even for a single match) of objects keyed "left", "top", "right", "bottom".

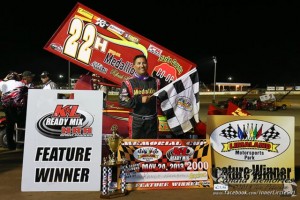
[
  {"left": 217, "top": 165, "right": 292, "bottom": 183},
  {"left": 34, "top": 147, "right": 92, "bottom": 182}
]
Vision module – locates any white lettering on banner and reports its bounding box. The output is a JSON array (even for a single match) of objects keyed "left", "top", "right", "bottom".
[
  {"left": 133, "top": 181, "right": 201, "bottom": 188},
  {"left": 69, "top": 118, "right": 83, "bottom": 125},
  {"left": 35, "top": 168, "right": 90, "bottom": 182},
  {"left": 46, "top": 118, "right": 69, "bottom": 125},
  {"left": 35, "top": 147, "right": 92, "bottom": 161},
  {"left": 126, "top": 171, "right": 208, "bottom": 182},
  {"left": 45, "top": 118, "right": 84, "bottom": 126},
  {"left": 135, "top": 182, "right": 169, "bottom": 188},
  {"left": 172, "top": 181, "right": 200, "bottom": 186},
  {"left": 169, "top": 156, "right": 190, "bottom": 161}
]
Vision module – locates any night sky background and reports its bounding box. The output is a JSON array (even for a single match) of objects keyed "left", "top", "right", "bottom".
[{"left": 1, "top": 0, "right": 299, "bottom": 87}]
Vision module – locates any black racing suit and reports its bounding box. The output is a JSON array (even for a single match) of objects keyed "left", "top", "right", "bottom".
[{"left": 119, "top": 76, "right": 160, "bottom": 139}]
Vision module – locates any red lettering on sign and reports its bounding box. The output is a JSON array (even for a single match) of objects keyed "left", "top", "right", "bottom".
[
  {"left": 173, "top": 147, "right": 187, "bottom": 156},
  {"left": 53, "top": 105, "right": 80, "bottom": 118}
]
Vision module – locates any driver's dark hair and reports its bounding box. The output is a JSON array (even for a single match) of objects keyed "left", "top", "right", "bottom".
[{"left": 133, "top": 54, "right": 147, "bottom": 64}]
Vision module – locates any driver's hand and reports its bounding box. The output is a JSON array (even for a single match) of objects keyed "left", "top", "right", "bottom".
[{"left": 142, "top": 95, "right": 152, "bottom": 103}]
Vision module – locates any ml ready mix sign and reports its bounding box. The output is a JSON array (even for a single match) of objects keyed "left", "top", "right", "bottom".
[{"left": 21, "top": 90, "right": 103, "bottom": 191}]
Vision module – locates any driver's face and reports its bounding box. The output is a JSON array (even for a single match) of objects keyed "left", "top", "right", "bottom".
[{"left": 133, "top": 57, "right": 148, "bottom": 76}]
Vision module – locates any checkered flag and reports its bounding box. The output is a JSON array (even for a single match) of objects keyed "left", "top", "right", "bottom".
[
  {"left": 262, "top": 125, "right": 280, "bottom": 141},
  {"left": 153, "top": 68, "right": 199, "bottom": 135},
  {"left": 219, "top": 124, "right": 237, "bottom": 139}
]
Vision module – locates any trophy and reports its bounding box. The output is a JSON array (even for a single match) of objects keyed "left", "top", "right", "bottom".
[
  {"left": 106, "top": 125, "right": 122, "bottom": 165},
  {"left": 101, "top": 125, "right": 128, "bottom": 198}
]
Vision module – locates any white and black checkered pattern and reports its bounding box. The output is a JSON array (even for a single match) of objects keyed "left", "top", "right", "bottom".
[
  {"left": 219, "top": 124, "right": 238, "bottom": 139},
  {"left": 153, "top": 68, "right": 200, "bottom": 135},
  {"left": 120, "top": 168, "right": 126, "bottom": 193},
  {"left": 262, "top": 125, "right": 280, "bottom": 141},
  {"left": 101, "top": 166, "right": 108, "bottom": 195}
]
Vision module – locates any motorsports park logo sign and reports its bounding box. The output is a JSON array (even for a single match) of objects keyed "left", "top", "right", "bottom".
[{"left": 210, "top": 119, "right": 290, "bottom": 161}]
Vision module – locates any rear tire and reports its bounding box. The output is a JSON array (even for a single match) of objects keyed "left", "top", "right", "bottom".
[
  {"left": 0, "top": 129, "right": 16, "bottom": 148},
  {"left": 0, "top": 128, "right": 8, "bottom": 148}
]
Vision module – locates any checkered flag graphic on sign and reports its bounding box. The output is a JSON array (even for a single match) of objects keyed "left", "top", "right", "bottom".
[
  {"left": 192, "top": 143, "right": 209, "bottom": 159},
  {"left": 190, "top": 143, "right": 212, "bottom": 188},
  {"left": 118, "top": 145, "right": 139, "bottom": 164},
  {"left": 153, "top": 68, "right": 200, "bottom": 135},
  {"left": 219, "top": 124, "right": 237, "bottom": 139},
  {"left": 262, "top": 125, "right": 280, "bottom": 142}
]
